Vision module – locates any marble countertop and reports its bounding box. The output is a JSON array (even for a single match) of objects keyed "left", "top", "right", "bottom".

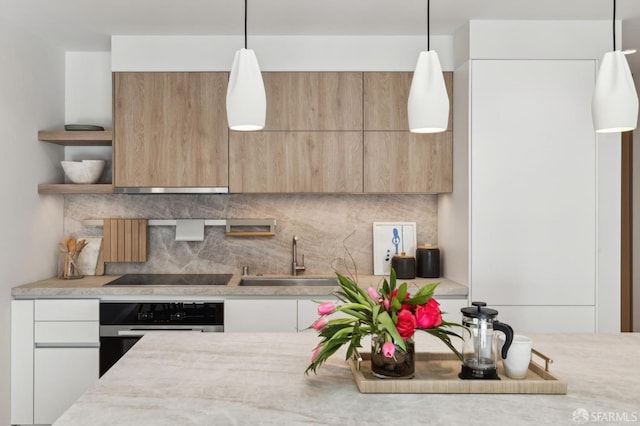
[
  {"left": 54, "top": 332, "right": 639, "bottom": 426},
  {"left": 11, "top": 274, "right": 467, "bottom": 299}
]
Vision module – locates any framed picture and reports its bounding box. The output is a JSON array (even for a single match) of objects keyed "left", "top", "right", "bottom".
[{"left": 372, "top": 222, "right": 417, "bottom": 276}]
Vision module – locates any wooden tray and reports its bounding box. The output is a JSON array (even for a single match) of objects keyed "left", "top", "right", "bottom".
[{"left": 348, "top": 350, "right": 567, "bottom": 394}]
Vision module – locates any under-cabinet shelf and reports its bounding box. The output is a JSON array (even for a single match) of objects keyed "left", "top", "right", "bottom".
[
  {"left": 37, "top": 129, "right": 113, "bottom": 194},
  {"left": 38, "top": 184, "right": 113, "bottom": 194},
  {"left": 38, "top": 130, "right": 112, "bottom": 146}
]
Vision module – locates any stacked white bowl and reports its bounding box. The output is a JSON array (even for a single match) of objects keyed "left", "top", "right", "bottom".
[{"left": 61, "top": 160, "right": 106, "bottom": 184}]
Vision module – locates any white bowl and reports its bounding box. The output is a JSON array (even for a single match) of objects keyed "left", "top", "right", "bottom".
[{"left": 61, "top": 160, "right": 106, "bottom": 184}]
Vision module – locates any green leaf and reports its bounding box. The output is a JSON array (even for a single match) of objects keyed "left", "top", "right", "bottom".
[
  {"left": 377, "top": 310, "right": 406, "bottom": 351},
  {"left": 382, "top": 278, "right": 390, "bottom": 296},
  {"left": 392, "top": 298, "right": 402, "bottom": 310},
  {"left": 423, "top": 328, "right": 464, "bottom": 361},
  {"left": 372, "top": 304, "right": 380, "bottom": 324},
  {"left": 325, "top": 317, "right": 358, "bottom": 326},
  {"left": 406, "top": 282, "right": 438, "bottom": 305},
  {"left": 389, "top": 268, "right": 397, "bottom": 291},
  {"left": 396, "top": 282, "right": 407, "bottom": 303},
  {"left": 337, "top": 276, "right": 368, "bottom": 305},
  {"left": 339, "top": 308, "right": 369, "bottom": 322}
]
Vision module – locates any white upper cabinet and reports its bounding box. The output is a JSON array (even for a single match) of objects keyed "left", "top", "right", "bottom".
[{"left": 469, "top": 60, "right": 597, "bottom": 307}]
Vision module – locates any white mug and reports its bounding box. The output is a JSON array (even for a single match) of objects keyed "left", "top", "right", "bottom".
[{"left": 499, "top": 334, "right": 532, "bottom": 379}]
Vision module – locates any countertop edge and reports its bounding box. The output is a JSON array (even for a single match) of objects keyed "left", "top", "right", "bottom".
[{"left": 11, "top": 274, "right": 468, "bottom": 299}]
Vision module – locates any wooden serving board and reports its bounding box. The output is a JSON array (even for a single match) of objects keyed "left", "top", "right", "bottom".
[{"left": 348, "top": 352, "right": 567, "bottom": 394}]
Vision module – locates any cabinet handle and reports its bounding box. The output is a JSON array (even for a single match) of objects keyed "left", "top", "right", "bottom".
[{"left": 35, "top": 342, "right": 100, "bottom": 349}]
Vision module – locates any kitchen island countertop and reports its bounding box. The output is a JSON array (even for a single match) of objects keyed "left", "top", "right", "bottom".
[
  {"left": 11, "top": 274, "right": 467, "bottom": 298},
  {"left": 53, "top": 332, "right": 640, "bottom": 426}
]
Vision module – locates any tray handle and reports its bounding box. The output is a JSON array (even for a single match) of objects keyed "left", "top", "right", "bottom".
[
  {"left": 352, "top": 348, "right": 363, "bottom": 371},
  {"left": 531, "top": 348, "right": 554, "bottom": 372}
]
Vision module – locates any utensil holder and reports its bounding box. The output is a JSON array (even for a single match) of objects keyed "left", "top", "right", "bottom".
[{"left": 59, "top": 252, "right": 84, "bottom": 279}]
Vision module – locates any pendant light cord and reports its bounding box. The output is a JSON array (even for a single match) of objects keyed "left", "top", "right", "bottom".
[
  {"left": 427, "top": 0, "right": 430, "bottom": 51},
  {"left": 613, "top": 0, "right": 616, "bottom": 51},
  {"left": 244, "top": 0, "right": 248, "bottom": 49}
]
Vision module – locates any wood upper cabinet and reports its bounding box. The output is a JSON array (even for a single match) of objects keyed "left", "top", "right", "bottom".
[
  {"left": 364, "top": 131, "right": 452, "bottom": 193},
  {"left": 113, "top": 72, "right": 228, "bottom": 188},
  {"left": 364, "top": 72, "right": 453, "bottom": 131},
  {"left": 229, "top": 132, "right": 363, "bottom": 193},
  {"left": 363, "top": 71, "right": 453, "bottom": 193},
  {"left": 263, "top": 72, "right": 363, "bottom": 130}
]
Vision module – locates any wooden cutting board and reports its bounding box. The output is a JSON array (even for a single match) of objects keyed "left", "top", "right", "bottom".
[
  {"left": 103, "top": 219, "right": 148, "bottom": 262},
  {"left": 76, "top": 237, "right": 104, "bottom": 275}
]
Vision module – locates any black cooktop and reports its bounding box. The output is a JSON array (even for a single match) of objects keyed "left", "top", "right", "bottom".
[{"left": 105, "top": 274, "right": 233, "bottom": 286}]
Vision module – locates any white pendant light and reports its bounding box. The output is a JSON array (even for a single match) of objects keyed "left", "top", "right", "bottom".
[
  {"left": 592, "top": 0, "right": 638, "bottom": 133},
  {"left": 226, "top": 0, "right": 266, "bottom": 131},
  {"left": 408, "top": 0, "right": 449, "bottom": 133}
]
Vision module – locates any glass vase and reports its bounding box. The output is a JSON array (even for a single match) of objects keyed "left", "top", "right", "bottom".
[{"left": 370, "top": 335, "right": 415, "bottom": 379}]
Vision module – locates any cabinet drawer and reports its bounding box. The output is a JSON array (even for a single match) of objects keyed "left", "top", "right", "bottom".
[
  {"left": 436, "top": 298, "right": 469, "bottom": 325},
  {"left": 34, "top": 321, "right": 99, "bottom": 344},
  {"left": 35, "top": 299, "right": 99, "bottom": 321},
  {"left": 490, "top": 306, "right": 595, "bottom": 333},
  {"left": 297, "top": 298, "right": 340, "bottom": 332},
  {"left": 225, "top": 299, "right": 297, "bottom": 332}
]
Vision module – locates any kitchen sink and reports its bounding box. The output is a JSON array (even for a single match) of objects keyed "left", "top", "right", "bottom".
[{"left": 238, "top": 277, "right": 338, "bottom": 287}]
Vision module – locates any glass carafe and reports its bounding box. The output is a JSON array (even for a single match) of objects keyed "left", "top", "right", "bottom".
[{"left": 459, "top": 301, "right": 513, "bottom": 380}]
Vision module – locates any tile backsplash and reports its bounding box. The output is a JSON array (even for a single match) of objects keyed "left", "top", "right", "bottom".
[{"left": 64, "top": 194, "right": 437, "bottom": 276}]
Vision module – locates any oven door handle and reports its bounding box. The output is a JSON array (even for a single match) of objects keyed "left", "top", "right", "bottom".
[
  {"left": 100, "top": 325, "right": 223, "bottom": 337},
  {"left": 117, "top": 327, "right": 206, "bottom": 336}
]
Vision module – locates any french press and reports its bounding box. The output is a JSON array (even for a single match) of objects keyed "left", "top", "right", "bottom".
[{"left": 459, "top": 301, "right": 514, "bottom": 380}]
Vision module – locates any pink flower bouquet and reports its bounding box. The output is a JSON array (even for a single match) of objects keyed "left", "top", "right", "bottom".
[{"left": 305, "top": 268, "right": 465, "bottom": 374}]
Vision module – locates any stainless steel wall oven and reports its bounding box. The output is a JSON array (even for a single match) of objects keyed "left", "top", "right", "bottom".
[{"left": 99, "top": 301, "right": 224, "bottom": 376}]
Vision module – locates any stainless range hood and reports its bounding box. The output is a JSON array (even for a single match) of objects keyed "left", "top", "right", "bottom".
[{"left": 113, "top": 187, "right": 229, "bottom": 194}]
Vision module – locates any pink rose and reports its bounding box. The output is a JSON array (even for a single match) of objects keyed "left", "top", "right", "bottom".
[
  {"left": 415, "top": 298, "right": 442, "bottom": 329},
  {"left": 401, "top": 292, "right": 414, "bottom": 311},
  {"left": 317, "top": 302, "right": 336, "bottom": 316},
  {"left": 382, "top": 341, "right": 396, "bottom": 358},
  {"left": 396, "top": 309, "right": 417, "bottom": 340},
  {"left": 367, "top": 287, "right": 379, "bottom": 300},
  {"left": 313, "top": 318, "right": 327, "bottom": 331}
]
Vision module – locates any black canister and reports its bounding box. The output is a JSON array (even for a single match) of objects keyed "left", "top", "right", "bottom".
[
  {"left": 416, "top": 245, "right": 440, "bottom": 278},
  {"left": 391, "top": 252, "right": 416, "bottom": 279}
]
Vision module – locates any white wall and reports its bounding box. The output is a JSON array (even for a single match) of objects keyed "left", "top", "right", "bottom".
[
  {"left": 65, "top": 52, "right": 112, "bottom": 129},
  {"left": 438, "top": 61, "right": 470, "bottom": 289},
  {"left": 111, "top": 35, "right": 455, "bottom": 72},
  {"left": 65, "top": 52, "right": 113, "bottom": 182},
  {"left": 0, "top": 16, "right": 65, "bottom": 425}
]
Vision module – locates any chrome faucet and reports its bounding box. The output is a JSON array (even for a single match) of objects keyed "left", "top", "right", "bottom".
[{"left": 292, "top": 235, "right": 306, "bottom": 276}]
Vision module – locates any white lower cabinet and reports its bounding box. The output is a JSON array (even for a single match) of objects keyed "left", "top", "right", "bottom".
[
  {"left": 11, "top": 300, "right": 34, "bottom": 425},
  {"left": 11, "top": 299, "right": 99, "bottom": 425},
  {"left": 491, "top": 305, "right": 595, "bottom": 334},
  {"left": 436, "top": 298, "right": 469, "bottom": 325},
  {"left": 225, "top": 297, "right": 341, "bottom": 333},
  {"left": 225, "top": 299, "right": 298, "bottom": 332},
  {"left": 34, "top": 347, "right": 99, "bottom": 424},
  {"left": 225, "top": 296, "right": 469, "bottom": 333},
  {"left": 297, "top": 298, "right": 339, "bottom": 332}
]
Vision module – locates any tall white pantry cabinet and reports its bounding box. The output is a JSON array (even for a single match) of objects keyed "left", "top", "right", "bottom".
[{"left": 440, "top": 53, "right": 620, "bottom": 332}]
